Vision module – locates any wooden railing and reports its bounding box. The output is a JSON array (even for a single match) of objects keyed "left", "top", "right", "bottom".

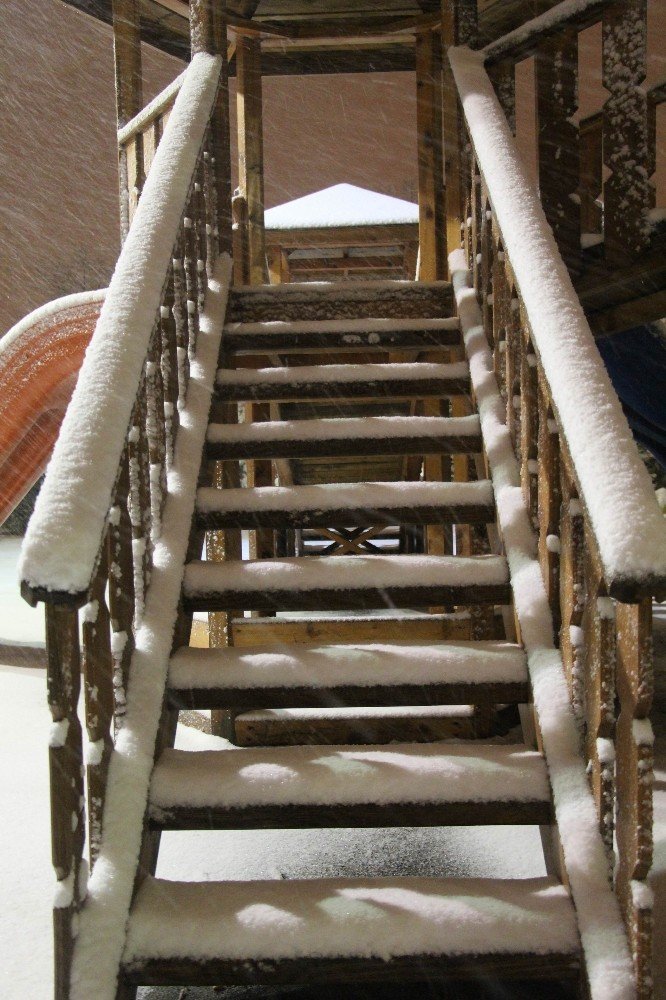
[
  {"left": 117, "top": 70, "right": 185, "bottom": 237},
  {"left": 480, "top": 0, "right": 662, "bottom": 283},
  {"left": 450, "top": 43, "right": 666, "bottom": 999},
  {"left": 19, "top": 52, "right": 226, "bottom": 997}
]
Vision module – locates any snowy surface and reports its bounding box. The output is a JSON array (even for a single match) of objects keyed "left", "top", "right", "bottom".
[
  {"left": 19, "top": 53, "right": 222, "bottom": 597},
  {"left": 68, "top": 256, "right": 231, "bottom": 1000},
  {"left": 452, "top": 253, "right": 635, "bottom": 1000},
  {"left": 450, "top": 46, "right": 666, "bottom": 591},
  {"left": 0, "top": 287, "right": 105, "bottom": 356},
  {"left": 207, "top": 414, "right": 481, "bottom": 445},
  {"left": 482, "top": 0, "right": 608, "bottom": 64},
  {"left": 150, "top": 742, "right": 549, "bottom": 811},
  {"left": 216, "top": 361, "right": 469, "bottom": 387},
  {"left": 184, "top": 554, "right": 509, "bottom": 596},
  {"left": 169, "top": 639, "right": 526, "bottom": 691},
  {"left": 124, "top": 875, "right": 577, "bottom": 965},
  {"left": 117, "top": 70, "right": 186, "bottom": 145},
  {"left": 0, "top": 537, "right": 44, "bottom": 645},
  {"left": 225, "top": 315, "right": 460, "bottom": 336},
  {"left": 264, "top": 184, "right": 418, "bottom": 231},
  {"left": 196, "top": 479, "right": 494, "bottom": 515}
]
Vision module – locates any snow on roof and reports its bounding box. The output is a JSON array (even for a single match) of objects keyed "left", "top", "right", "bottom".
[{"left": 264, "top": 183, "right": 418, "bottom": 231}]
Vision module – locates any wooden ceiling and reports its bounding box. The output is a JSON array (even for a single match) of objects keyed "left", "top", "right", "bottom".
[{"left": 61, "top": 1, "right": 562, "bottom": 70}]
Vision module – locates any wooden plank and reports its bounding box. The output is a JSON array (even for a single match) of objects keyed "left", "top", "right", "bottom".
[
  {"left": 150, "top": 798, "right": 552, "bottom": 831},
  {"left": 206, "top": 431, "right": 482, "bottom": 461},
  {"left": 223, "top": 323, "right": 461, "bottom": 355},
  {"left": 196, "top": 501, "right": 495, "bottom": 531},
  {"left": 230, "top": 614, "right": 475, "bottom": 646},
  {"left": 237, "top": 35, "right": 266, "bottom": 283},
  {"left": 215, "top": 373, "right": 470, "bottom": 403},
  {"left": 183, "top": 581, "right": 511, "bottom": 613},
  {"left": 416, "top": 28, "right": 445, "bottom": 281},
  {"left": 169, "top": 679, "right": 529, "bottom": 712},
  {"left": 123, "top": 952, "right": 580, "bottom": 989}
]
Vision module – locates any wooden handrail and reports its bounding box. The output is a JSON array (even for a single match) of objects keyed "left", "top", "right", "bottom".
[
  {"left": 449, "top": 45, "right": 666, "bottom": 602},
  {"left": 482, "top": 0, "right": 611, "bottom": 66},
  {"left": 117, "top": 69, "right": 186, "bottom": 147},
  {"left": 20, "top": 53, "right": 222, "bottom": 607}
]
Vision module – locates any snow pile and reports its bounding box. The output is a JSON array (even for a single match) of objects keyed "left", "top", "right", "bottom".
[
  {"left": 449, "top": 46, "right": 666, "bottom": 592},
  {"left": 451, "top": 252, "right": 635, "bottom": 1000},
  {"left": 216, "top": 360, "right": 469, "bottom": 386},
  {"left": 19, "top": 52, "right": 222, "bottom": 597},
  {"left": 264, "top": 183, "right": 418, "bottom": 231},
  {"left": 67, "top": 255, "right": 231, "bottom": 1000}
]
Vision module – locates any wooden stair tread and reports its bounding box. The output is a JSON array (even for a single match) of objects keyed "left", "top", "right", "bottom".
[
  {"left": 226, "top": 279, "right": 454, "bottom": 323},
  {"left": 195, "top": 479, "right": 495, "bottom": 529},
  {"left": 222, "top": 316, "right": 461, "bottom": 354},
  {"left": 182, "top": 554, "right": 511, "bottom": 611},
  {"left": 206, "top": 414, "right": 482, "bottom": 460},
  {"left": 148, "top": 742, "right": 551, "bottom": 828},
  {"left": 123, "top": 876, "right": 579, "bottom": 981},
  {"left": 215, "top": 361, "right": 470, "bottom": 401},
  {"left": 168, "top": 639, "right": 527, "bottom": 709}
]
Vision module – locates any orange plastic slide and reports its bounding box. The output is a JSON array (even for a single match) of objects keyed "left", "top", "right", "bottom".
[{"left": 0, "top": 290, "right": 105, "bottom": 525}]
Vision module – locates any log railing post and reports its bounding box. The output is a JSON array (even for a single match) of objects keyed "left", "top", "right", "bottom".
[
  {"left": 112, "top": 0, "right": 142, "bottom": 242},
  {"left": 416, "top": 28, "right": 445, "bottom": 281},
  {"left": 237, "top": 34, "right": 266, "bottom": 285}
]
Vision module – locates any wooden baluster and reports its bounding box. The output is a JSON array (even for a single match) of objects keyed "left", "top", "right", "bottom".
[
  {"left": 471, "top": 167, "right": 483, "bottom": 293},
  {"left": 615, "top": 598, "right": 654, "bottom": 997},
  {"left": 579, "top": 112, "right": 604, "bottom": 236},
  {"left": 195, "top": 160, "right": 208, "bottom": 307},
  {"left": 203, "top": 147, "right": 217, "bottom": 272},
  {"left": 172, "top": 233, "right": 190, "bottom": 404},
  {"left": 81, "top": 547, "right": 114, "bottom": 864},
  {"left": 537, "top": 381, "right": 561, "bottom": 636},
  {"left": 535, "top": 27, "right": 580, "bottom": 272},
  {"left": 582, "top": 543, "right": 617, "bottom": 865},
  {"left": 46, "top": 603, "right": 85, "bottom": 1000},
  {"left": 602, "top": 0, "right": 651, "bottom": 264},
  {"left": 107, "top": 451, "right": 135, "bottom": 729},
  {"left": 480, "top": 192, "right": 494, "bottom": 359},
  {"left": 161, "top": 265, "right": 180, "bottom": 466},
  {"left": 145, "top": 323, "right": 167, "bottom": 540},
  {"left": 127, "top": 389, "right": 151, "bottom": 624},
  {"left": 559, "top": 463, "right": 586, "bottom": 729},
  {"left": 488, "top": 59, "right": 516, "bottom": 134},
  {"left": 183, "top": 200, "right": 200, "bottom": 358},
  {"left": 232, "top": 191, "right": 250, "bottom": 286},
  {"left": 519, "top": 326, "right": 539, "bottom": 529},
  {"left": 127, "top": 133, "right": 145, "bottom": 225}
]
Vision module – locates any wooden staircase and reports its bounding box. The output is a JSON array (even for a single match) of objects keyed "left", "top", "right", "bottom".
[{"left": 117, "top": 279, "right": 582, "bottom": 995}]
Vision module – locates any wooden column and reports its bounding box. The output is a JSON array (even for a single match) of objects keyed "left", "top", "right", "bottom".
[
  {"left": 112, "top": 0, "right": 143, "bottom": 242},
  {"left": 190, "top": 0, "right": 233, "bottom": 256},
  {"left": 441, "top": 0, "right": 477, "bottom": 271},
  {"left": 237, "top": 35, "right": 266, "bottom": 285},
  {"left": 416, "top": 29, "right": 445, "bottom": 281}
]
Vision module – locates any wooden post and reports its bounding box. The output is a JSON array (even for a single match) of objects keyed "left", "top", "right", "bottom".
[
  {"left": 112, "top": 0, "right": 143, "bottom": 242},
  {"left": 416, "top": 29, "right": 445, "bottom": 281},
  {"left": 190, "top": 0, "right": 233, "bottom": 257},
  {"left": 441, "top": 0, "right": 477, "bottom": 272},
  {"left": 237, "top": 35, "right": 266, "bottom": 285},
  {"left": 535, "top": 29, "right": 580, "bottom": 272}
]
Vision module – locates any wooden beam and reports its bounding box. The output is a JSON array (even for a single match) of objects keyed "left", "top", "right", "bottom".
[
  {"left": 415, "top": 29, "right": 445, "bottom": 281},
  {"left": 237, "top": 35, "right": 266, "bottom": 284}
]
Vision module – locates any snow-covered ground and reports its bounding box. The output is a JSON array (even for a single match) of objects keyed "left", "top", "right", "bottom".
[{"left": 1, "top": 537, "right": 665, "bottom": 998}]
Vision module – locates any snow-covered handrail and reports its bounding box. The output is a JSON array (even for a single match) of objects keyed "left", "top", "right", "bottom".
[
  {"left": 449, "top": 45, "right": 666, "bottom": 602},
  {"left": 117, "top": 69, "right": 186, "bottom": 146},
  {"left": 20, "top": 52, "right": 222, "bottom": 604},
  {"left": 482, "top": 0, "right": 610, "bottom": 66}
]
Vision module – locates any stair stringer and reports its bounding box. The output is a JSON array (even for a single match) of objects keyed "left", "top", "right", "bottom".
[
  {"left": 451, "top": 250, "right": 636, "bottom": 1000},
  {"left": 67, "top": 256, "right": 232, "bottom": 1000}
]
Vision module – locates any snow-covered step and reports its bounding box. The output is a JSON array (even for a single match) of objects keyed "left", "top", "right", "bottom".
[
  {"left": 195, "top": 480, "right": 495, "bottom": 530},
  {"left": 222, "top": 316, "right": 461, "bottom": 354},
  {"left": 182, "top": 554, "right": 511, "bottom": 612},
  {"left": 167, "top": 640, "right": 528, "bottom": 711},
  {"left": 205, "top": 414, "right": 482, "bottom": 461},
  {"left": 215, "top": 361, "right": 470, "bottom": 402},
  {"left": 122, "top": 876, "right": 580, "bottom": 987},
  {"left": 148, "top": 742, "right": 552, "bottom": 829},
  {"left": 226, "top": 279, "right": 454, "bottom": 323}
]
